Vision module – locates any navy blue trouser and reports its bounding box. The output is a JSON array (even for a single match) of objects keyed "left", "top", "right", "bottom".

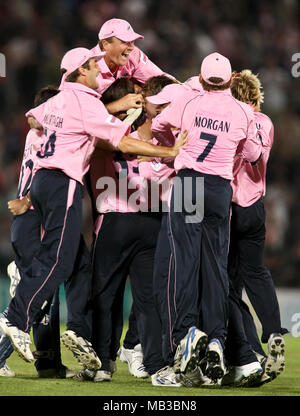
[
  {"left": 7, "top": 169, "right": 92, "bottom": 340},
  {"left": 91, "top": 212, "right": 165, "bottom": 374},
  {"left": 155, "top": 169, "right": 231, "bottom": 364},
  {"left": 123, "top": 304, "right": 140, "bottom": 349},
  {"left": 10, "top": 209, "right": 64, "bottom": 370},
  {"left": 228, "top": 199, "right": 286, "bottom": 343},
  {"left": 225, "top": 281, "right": 261, "bottom": 366}
]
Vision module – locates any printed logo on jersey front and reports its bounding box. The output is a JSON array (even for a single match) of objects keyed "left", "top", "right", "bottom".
[{"left": 106, "top": 114, "right": 118, "bottom": 125}]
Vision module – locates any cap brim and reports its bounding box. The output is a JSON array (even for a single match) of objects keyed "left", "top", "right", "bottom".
[
  {"left": 146, "top": 95, "right": 170, "bottom": 105},
  {"left": 116, "top": 32, "right": 144, "bottom": 42}
]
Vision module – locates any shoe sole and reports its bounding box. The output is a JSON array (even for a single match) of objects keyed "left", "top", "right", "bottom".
[
  {"left": 180, "top": 331, "right": 208, "bottom": 373},
  {"left": 269, "top": 336, "right": 285, "bottom": 356},
  {"left": 267, "top": 336, "right": 285, "bottom": 379},
  {"left": 7, "top": 262, "right": 21, "bottom": 298},
  {"left": 61, "top": 333, "right": 101, "bottom": 371},
  {"left": 0, "top": 320, "right": 33, "bottom": 363},
  {"left": 265, "top": 354, "right": 285, "bottom": 379},
  {"left": 203, "top": 350, "right": 225, "bottom": 381}
]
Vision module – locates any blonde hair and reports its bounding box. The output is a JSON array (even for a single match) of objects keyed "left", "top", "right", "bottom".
[{"left": 231, "top": 69, "right": 264, "bottom": 111}]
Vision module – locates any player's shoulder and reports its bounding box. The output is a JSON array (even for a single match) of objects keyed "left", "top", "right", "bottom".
[
  {"left": 255, "top": 111, "right": 273, "bottom": 130},
  {"left": 128, "top": 46, "right": 149, "bottom": 67},
  {"left": 230, "top": 96, "right": 255, "bottom": 121}
]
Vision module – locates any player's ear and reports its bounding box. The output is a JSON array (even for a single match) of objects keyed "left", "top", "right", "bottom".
[{"left": 78, "top": 66, "right": 88, "bottom": 77}]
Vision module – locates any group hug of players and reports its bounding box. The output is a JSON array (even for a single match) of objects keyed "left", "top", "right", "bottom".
[{"left": 0, "top": 18, "right": 287, "bottom": 388}]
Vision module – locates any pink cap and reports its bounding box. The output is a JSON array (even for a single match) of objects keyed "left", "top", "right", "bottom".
[
  {"left": 60, "top": 47, "right": 105, "bottom": 75},
  {"left": 59, "top": 47, "right": 105, "bottom": 90},
  {"left": 200, "top": 52, "right": 232, "bottom": 85},
  {"left": 146, "top": 84, "right": 188, "bottom": 105},
  {"left": 98, "top": 18, "right": 144, "bottom": 42}
]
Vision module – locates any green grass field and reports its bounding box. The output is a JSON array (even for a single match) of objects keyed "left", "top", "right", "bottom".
[{"left": 0, "top": 332, "right": 299, "bottom": 397}]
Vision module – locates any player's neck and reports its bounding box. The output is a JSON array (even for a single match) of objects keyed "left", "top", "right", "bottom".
[{"left": 104, "top": 56, "right": 118, "bottom": 75}]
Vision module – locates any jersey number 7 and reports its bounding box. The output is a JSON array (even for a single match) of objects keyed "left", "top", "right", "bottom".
[{"left": 197, "top": 132, "right": 217, "bottom": 162}]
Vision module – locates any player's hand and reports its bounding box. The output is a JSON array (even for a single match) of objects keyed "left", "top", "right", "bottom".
[
  {"left": 8, "top": 197, "right": 31, "bottom": 216},
  {"left": 28, "top": 117, "right": 41, "bottom": 130},
  {"left": 173, "top": 130, "right": 188, "bottom": 156},
  {"left": 114, "top": 94, "right": 144, "bottom": 112}
]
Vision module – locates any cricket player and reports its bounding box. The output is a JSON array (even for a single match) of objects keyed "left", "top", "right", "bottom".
[
  {"left": 229, "top": 69, "right": 287, "bottom": 383},
  {"left": 151, "top": 52, "right": 262, "bottom": 382},
  {"left": 0, "top": 47, "right": 185, "bottom": 368},
  {"left": 0, "top": 86, "right": 75, "bottom": 379},
  {"left": 90, "top": 18, "right": 173, "bottom": 113}
]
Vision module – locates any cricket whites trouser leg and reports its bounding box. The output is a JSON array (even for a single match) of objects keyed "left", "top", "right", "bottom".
[{"left": 7, "top": 169, "right": 83, "bottom": 333}]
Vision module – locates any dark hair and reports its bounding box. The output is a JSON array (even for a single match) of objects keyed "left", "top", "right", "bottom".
[
  {"left": 34, "top": 85, "right": 59, "bottom": 107},
  {"left": 142, "top": 75, "right": 176, "bottom": 97},
  {"left": 201, "top": 77, "right": 231, "bottom": 91},
  {"left": 98, "top": 37, "right": 114, "bottom": 50},
  {"left": 101, "top": 78, "right": 135, "bottom": 104},
  {"left": 60, "top": 59, "right": 91, "bottom": 83}
]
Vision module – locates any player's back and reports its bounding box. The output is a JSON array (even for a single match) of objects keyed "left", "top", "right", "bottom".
[
  {"left": 231, "top": 111, "right": 274, "bottom": 207},
  {"left": 17, "top": 128, "right": 42, "bottom": 199},
  {"left": 174, "top": 89, "right": 256, "bottom": 180}
]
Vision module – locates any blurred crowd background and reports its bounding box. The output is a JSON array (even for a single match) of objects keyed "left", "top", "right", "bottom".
[{"left": 0, "top": 0, "right": 299, "bottom": 291}]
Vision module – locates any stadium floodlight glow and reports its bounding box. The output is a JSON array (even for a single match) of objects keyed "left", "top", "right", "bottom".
[
  {"left": 0, "top": 53, "right": 5, "bottom": 77},
  {"left": 291, "top": 53, "right": 300, "bottom": 78}
]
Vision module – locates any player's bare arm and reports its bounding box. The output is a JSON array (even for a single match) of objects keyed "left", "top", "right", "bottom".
[
  {"left": 118, "top": 130, "right": 187, "bottom": 158},
  {"left": 105, "top": 93, "right": 144, "bottom": 114}
]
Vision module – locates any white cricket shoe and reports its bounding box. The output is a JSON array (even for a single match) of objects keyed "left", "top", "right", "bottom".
[
  {"left": 265, "top": 333, "right": 285, "bottom": 379},
  {"left": 151, "top": 366, "right": 182, "bottom": 387},
  {"left": 0, "top": 364, "right": 15, "bottom": 377},
  {"left": 179, "top": 327, "right": 208, "bottom": 373},
  {"left": 94, "top": 370, "right": 112, "bottom": 382},
  {"left": 61, "top": 330, "right": 101, "bottom": 371},
  {"left": 7, "top": 261, "right": 21, "bottom": 298},
  {"left": 201, "top": 338, "right": 226, "bottom": 381},
  {"left": 118, "top": 344, "right": 149, "bottom": 378},
  {"left": 221, "top": 361, "right": 263, "bottom": 387},
  {"left": 0, "top": 317, "right": 33, "bottom": 363}
]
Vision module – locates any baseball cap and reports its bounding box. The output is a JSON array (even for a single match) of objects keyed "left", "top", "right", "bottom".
[
  {"left": 60, "top": 47, "right": 106, "bottom": 75},
  {"left": 200, "top": 52, "right": 232, "bottom": 85},
  {"left": 146, "top": 83, "right": 188, "bottom": 105},
  {"left": 59, "top": 47, "right": 106, "bottom": 90},
  {"left": 98, "top": 18, "right": 144, "bottom": 42}
]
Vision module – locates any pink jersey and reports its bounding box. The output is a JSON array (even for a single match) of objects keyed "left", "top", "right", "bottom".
[
  {"left": 91, "top": 44, "right": 165, "bottom": 95},
  {"left": 184, "top": 76, "right": 203, "bottom": 92},
  {"left": 17, "top": 128, "right": 42, "bottom": 199},
  {"left": 231, "top": 111, "right": 274, "bottom": 207},
  {"left": 26, "top": 82, "right": 129, "bottom": 184},
  {"left": 89, "top": 131, "right": 151, "bottom": 214},
  {"left": 138, "top": 137, "right": 176, "bottom": 205},
  {"left": 152, "top": 89, "right": 262, "bottom": 180}
]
